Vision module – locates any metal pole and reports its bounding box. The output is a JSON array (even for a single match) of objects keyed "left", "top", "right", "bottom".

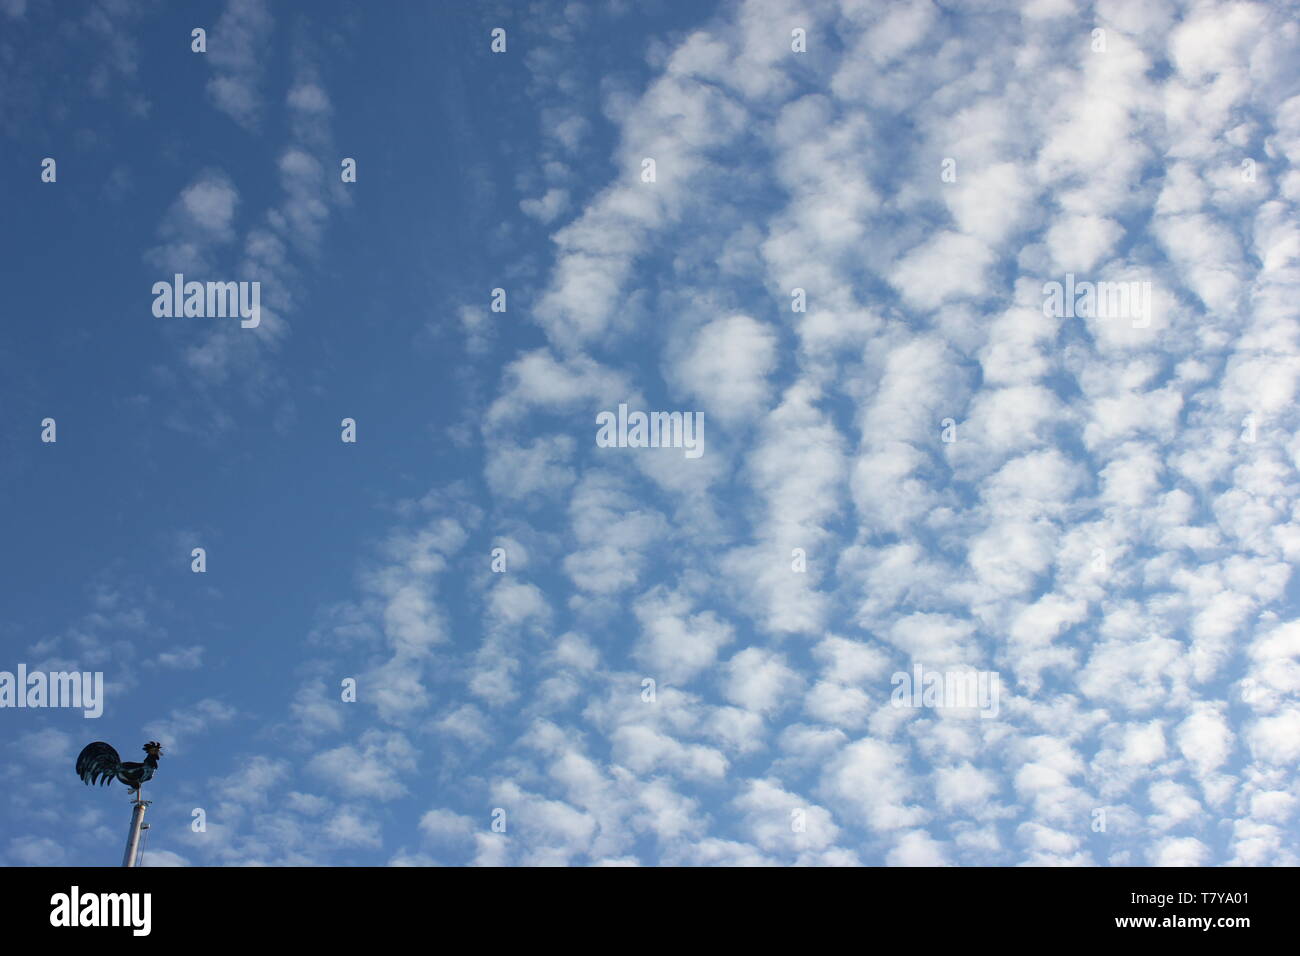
[{"left": 122, "top": 788, "right": 150, "bottom": 868}]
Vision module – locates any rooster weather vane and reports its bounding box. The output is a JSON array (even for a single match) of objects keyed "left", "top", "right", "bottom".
[
  {"left": 76, "top": 740, "right": 163, "bottom": 793},
  {"left": 75, "top": 741, "right": 164, "bottom": 867}
]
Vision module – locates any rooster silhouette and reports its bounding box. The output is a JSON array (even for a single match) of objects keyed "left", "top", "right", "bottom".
[{"left": 75, "top": 741, "right": 163, "bottom": 794}]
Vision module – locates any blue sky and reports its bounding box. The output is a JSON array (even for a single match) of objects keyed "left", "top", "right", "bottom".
[{"left": 2, "top": 0, "right": 1299, "bottom": 866}]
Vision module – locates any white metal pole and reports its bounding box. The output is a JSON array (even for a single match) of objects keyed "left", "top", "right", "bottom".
[{"left": 122, "top": 788, "right": 150, "bottom": 868}]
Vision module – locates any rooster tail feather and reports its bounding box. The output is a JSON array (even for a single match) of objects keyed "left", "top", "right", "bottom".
[{"left": 75, "top": 741, "right": 122, "bottom": 787}]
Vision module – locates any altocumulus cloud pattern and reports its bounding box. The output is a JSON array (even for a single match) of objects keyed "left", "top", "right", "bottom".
[{"left": 2, "top": 0, "right": 1298, "bottom": 868}]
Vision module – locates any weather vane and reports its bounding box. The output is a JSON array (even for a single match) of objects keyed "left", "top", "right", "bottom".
[{"left": 75, "top": 741, "right": 164, "bottom": 867}]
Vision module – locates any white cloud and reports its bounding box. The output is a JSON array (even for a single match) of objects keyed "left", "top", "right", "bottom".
[
  {"left": 308, "top": 731, "right": 417, "bottom": 800},
  {"left": 632, "top": 586, "right": 735, "bottom": 685},
  {"left": 722, "top": 648, "right": 804, "bottom": 715},
  {"left": 206, "top": 0, "right": 273, "bottom": 128},
  {"left": 521, "top": 187, "right": 570, "bottom": 223},
  {"left": 670, "top": 314, "right": 779, "bottom": 423}
]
